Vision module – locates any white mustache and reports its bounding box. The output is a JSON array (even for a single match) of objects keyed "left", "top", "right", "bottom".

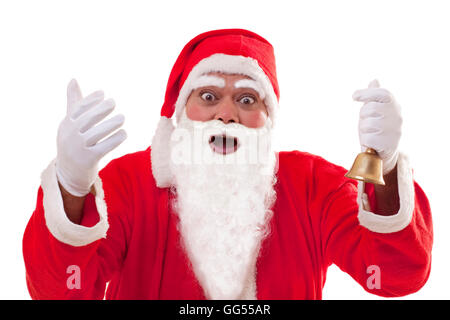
[{"left": 171, "top": 110, "right": 274, "bottom": 169}]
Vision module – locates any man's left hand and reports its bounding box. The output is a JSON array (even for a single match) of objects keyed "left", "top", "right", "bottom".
[{"left": 352, "top": 79, "right": 402, "bottom": 175}]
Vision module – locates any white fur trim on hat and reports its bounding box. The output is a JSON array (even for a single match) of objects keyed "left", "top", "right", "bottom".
[
  {"left": 41, "top": 159, "right": 109, "bottom": 246},
  {"left": 151, "top": 116, "right": 175, "bottom": 188},
  {"left": 357, "top": 152, "right": 415, "bottom": 233},
  {"left": 174, "top": 53, "right": 278, "bottom": 127}
]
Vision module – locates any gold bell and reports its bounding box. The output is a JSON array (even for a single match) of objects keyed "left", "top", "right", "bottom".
[{"left": 345, "top": 148, "right": 385, "bottom": 185}]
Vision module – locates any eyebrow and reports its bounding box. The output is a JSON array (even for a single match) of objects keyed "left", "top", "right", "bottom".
[
  {"left": 191, "top": 75, "right": 225, "bottom": 90},
  {"left": 234, "top": 79, "right": 265, "bottom": 99}
]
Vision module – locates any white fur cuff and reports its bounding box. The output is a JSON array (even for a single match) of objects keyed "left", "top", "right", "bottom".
[
  {"left": 41, "top": 159, "right": 109, "bottom": 247},
  {"left": 357, "top": 152, "right": 415, "bottom": 233}
]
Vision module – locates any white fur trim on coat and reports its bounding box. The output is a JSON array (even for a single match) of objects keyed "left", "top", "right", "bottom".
[
  {"left": 41, "top": 159, "right": 109, "bottom": 247},
  {"left": 357, "top": 152, "right": 415, "bottom": 233},
  {"left": 174, "top": 53, "right": 278, "bottom": 127}
]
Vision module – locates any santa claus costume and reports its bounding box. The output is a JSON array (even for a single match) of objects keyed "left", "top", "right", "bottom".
[{"left": 23, "top": 29, "right": 433, "bottom": 299}]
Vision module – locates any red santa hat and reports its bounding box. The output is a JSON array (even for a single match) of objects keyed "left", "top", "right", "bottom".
[{"left": 151, "top": 28, "right": 280, "bottom": 188}]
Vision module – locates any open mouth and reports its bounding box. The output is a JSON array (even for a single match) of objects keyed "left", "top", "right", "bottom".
[{"left": 209, "top": 134, "right": 239, "bottom": 155}]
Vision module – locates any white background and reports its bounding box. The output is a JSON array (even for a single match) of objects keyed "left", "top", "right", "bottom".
[{"left": 0, "top": 0, "right": 448, "bottom": 299}]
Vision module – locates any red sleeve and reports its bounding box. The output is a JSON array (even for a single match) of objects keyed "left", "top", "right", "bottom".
[
  {"left": 317, "top": 156, "right": 433, "bottom": 297},
  {"left": 22, "top": 158, "right": 130, "bottom": 300}
]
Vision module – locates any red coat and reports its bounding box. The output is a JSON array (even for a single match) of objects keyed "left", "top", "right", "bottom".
[{"left": 22, "top": 148, "right": 433, "bottom": 299}]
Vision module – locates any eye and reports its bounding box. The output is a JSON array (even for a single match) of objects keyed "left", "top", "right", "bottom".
[
  {"left": 200, "top": 91, "right": 216, "bottom": 102},
  {"left": 238, "top": 95, "right": 255, "bottom": 105}
]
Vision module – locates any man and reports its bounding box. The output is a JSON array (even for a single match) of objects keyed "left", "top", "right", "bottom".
[{"left": 23, "top": 29, "right": 433, "bottom": 299}]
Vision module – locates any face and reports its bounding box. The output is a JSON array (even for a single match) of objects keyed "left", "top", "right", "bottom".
[
  {"left": 171, "top": 79, "right": 276, "bottom": 297},
  {"left": 170, "top": 73, "right": 277, "bottom": 299},
  {"left": 185, "top": 72, "right": 268, "bottom": 128}
]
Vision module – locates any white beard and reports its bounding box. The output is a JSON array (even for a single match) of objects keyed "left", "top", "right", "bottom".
[{"left": 168, "top": 110, "right": 277, "bottom": 300}]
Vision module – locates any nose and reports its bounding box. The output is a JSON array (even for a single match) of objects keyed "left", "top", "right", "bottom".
[{"left": 214, "top": 97, "right": 239, "bottom": 124}]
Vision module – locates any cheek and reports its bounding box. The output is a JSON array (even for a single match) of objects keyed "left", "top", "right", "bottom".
[
  {"left": 185, "top": 102, "right": 214, "bottom": 121},
  {"left": 239, "top": 110, "right": 268, "bottom": 128}
]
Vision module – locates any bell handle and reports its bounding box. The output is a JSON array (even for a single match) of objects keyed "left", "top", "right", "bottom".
[{"left": 364, "top": 147, "right": 378, "bottom": 155}]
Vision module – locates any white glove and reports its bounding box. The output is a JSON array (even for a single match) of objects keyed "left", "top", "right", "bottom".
[
  {"left": 352, "top": 79, "right": 402, "bottom": 175},
  {"left": 56, "top": 79, "right": 127, "bottom": 196}
]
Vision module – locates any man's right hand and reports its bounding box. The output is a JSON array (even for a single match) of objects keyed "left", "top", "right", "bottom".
[{"left": 56, "top": 79, "right": 127, "bottom": 197}]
